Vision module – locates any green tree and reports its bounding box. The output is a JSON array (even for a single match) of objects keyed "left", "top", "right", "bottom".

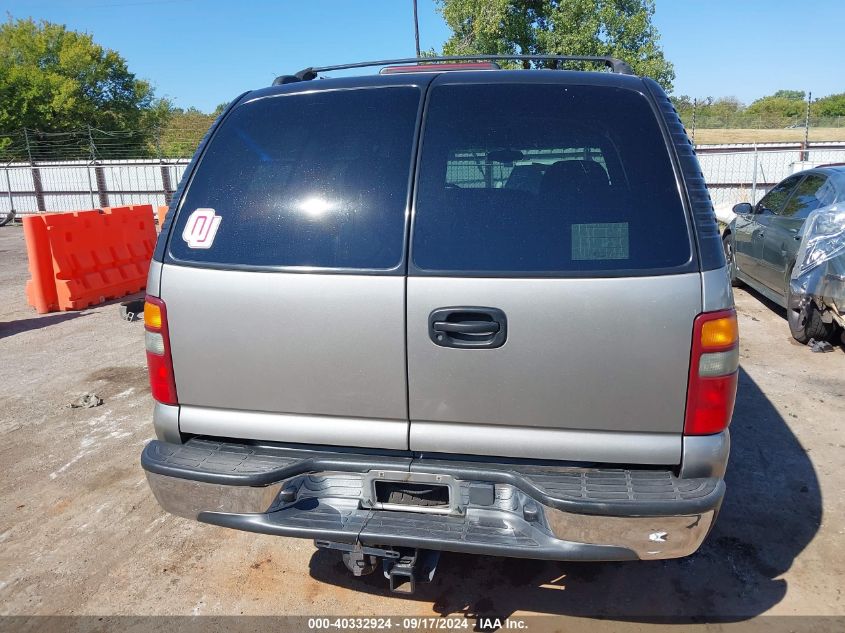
[
  {"left": 814, "top": 93, "right": 845, "bottom": 117},
  {"left": 437, "top": 0, "right": 675, "bottom": 91},
  {"left": 670, "top": 94, "right": 694, "bottom": 113},
  {"left": 158, "top": 106, "right": 215, "bottom": 158},
  {"left": 0, "top": 17, "right": 166, "bottom": 157},
  {"left": 772, "top": 89, "right": 805, "bottom": 101},
  {"left": 746, "top": 96, "right": 805, "bottom": 120}
]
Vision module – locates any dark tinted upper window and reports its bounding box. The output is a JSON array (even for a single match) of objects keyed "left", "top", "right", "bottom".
[
  {"left": 169, "top": 87, "right": 420, "bottom": 269},
  {"left": 780, "top": 174, "right": 831, "bottom": 218},
  {"left": 757, "top": 175, "right": 802, "bottom": 215},
  {"left": 412, "top": 84, "right": 692, "bottom": 274}
]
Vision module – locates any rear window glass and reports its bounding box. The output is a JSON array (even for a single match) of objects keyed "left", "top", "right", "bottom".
[
  {"left": 412, "top": 84, "right": 692, "bottom": 274},
  {"left": 168, "top": 87, "right": 420, "bottom": 269}
]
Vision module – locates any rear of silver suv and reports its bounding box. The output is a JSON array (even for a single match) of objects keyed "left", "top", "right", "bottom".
[{"left": 141, "top": 57, "right": 737, "bottom": 590}]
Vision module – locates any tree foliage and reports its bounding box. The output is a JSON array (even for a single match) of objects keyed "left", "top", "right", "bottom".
[
  {"left": 815, "top": 93, "right": 845, "bottom": 117},
  {"left": 158, "top": 106, "right": 215, "bottom": 157},
  {"left": 669, "top": 89, "right": 845, "bottom": 129},
  {"left": 771, "top": 89, "right": 805, "bottom": 101},
  {"left": 746, "top": 95, "right": 806, "bottom": 118},
  {"left": 0, "top": 17, "right": 166, "bottom": 156},
  {"left": 437, "top": 0, "right": 675, "bottom": 91}
]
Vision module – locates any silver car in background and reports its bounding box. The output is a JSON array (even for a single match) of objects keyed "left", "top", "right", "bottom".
[{"left": 724, "top": 166, "right": 845, "bottom": 343}]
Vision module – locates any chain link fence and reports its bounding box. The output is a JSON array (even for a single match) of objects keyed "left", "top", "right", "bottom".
[
  {"left": 697, "top": 142, "right": 845, "bottom": 208},
  {"left": 0, "top": 123, "right": 212, "bottom": 163},
  {"left": 1, "top": 159, "right": 189, "bottom": 215},
  {"left": 681, "top": 115, "right": 845, "bottom": 131}
]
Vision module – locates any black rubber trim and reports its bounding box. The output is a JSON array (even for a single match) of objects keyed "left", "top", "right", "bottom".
[
  {"left": 197, "top": 504, "right": 639, "bottom": 562},
  {"left": 142, "top": 438, "right": 725, "bottom": 518},
  {"left": 643, "top": 78, "right": 725, "bottom": 272},
  {"left": 410, "top": 458, "right": 723, "bottom": 517},
  {"left": 141, "top": 438, "right": 411, "bottom": 487}
]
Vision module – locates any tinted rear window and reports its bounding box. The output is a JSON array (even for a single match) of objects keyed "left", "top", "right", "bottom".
[
  {"left": 412, "top": 84, "right": 692, "bottom": 274},
  {"left": 169, "top": 87, "right": 420, "bottom": 269}
]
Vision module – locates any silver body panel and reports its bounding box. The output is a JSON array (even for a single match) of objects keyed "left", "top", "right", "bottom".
[
  {"left": 406, "top": 274, "right": 702, "bottom": 452},
  {"left": 680, "top": 430, "right": 730, "bottom": 479},
  {"left": 160, "top": 264, "right": 408, "bottom": 448},
  {"left": 152, "top": 402, "right": 181, "bottom": 444},
  {"left": 410, "top": 422, "right": 680, "bottom": 464},
  {"left": 179, "top": 405, "right": 409, "bottom": 450},
  {"left": 701, "top": 267, "right": 734, "bottom": 312},
  {"left": 146, "top": 259, "right": 162, "bottom": 298}
]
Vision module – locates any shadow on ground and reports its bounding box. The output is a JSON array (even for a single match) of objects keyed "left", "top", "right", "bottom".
[
  {"left": 309, "top": 367, "right": 821, "bottom": 622},
  {"left": 0, "top": 312, "right": 88, "bottom": 339}
]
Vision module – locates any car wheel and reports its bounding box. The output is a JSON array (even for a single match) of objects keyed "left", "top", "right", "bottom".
[
  {"left": 787, "top": 282, "right": 833, "bottom": 344},
  {"left": 722, "top": 233, "right": 742, "bottom": 287}
]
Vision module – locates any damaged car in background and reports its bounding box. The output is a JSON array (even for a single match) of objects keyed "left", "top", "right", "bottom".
[{"left": 724, "top": 165, "right": 845, "bottom": 345}]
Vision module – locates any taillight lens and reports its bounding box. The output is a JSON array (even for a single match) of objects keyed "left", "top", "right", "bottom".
[
  {"left": 684, "top": 309, "right": 739, "bottom": 435},
  {"left": 144, "top": 295, "right": 178, "bottom": 405}
]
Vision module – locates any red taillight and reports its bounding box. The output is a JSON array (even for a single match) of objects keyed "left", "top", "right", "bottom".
[
  {"left": 684, "top": 309, "right": 739, "bottom": 435},
  {"left": 144, "top": 295, "right": 178, "bottom": 405}
]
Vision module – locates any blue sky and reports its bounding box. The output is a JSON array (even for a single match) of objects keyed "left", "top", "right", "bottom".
[{"left": 4, "top": 0, "right": 843, "bottom": 112}]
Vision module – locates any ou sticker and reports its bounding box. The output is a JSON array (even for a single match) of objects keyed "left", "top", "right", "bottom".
[{"left": 182, "top": 208, "right": 221, "bottom": 249}]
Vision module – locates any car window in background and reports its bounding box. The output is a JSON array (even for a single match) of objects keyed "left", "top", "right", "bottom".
[
  {"left": 412, "top": 84, "right": 691, "bottom": 274},
  {"left": 168, "top": 87, "right": 421, "bottom": 270},
  {"left": 780, "top": 174, "right": 830, "bottom": 218},
  {"left": 815, "top": 175, "right": 838, "bottom": 207},
  {"left": 756, "top": 175, "right": 803, "bottom": 215}
]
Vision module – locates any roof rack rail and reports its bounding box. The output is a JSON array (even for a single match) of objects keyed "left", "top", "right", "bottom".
[{"left": 271, "top": 55, "right": 634, "bottom": 86}]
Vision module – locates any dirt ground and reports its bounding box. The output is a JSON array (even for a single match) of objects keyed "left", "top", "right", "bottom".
[{"left": 1, "top": 223, "right": 844, "bottom": 625}]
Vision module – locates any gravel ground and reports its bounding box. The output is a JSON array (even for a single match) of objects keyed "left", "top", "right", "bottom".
[{"left": 1, "top": 223, "right": 843, "bottom": 625}]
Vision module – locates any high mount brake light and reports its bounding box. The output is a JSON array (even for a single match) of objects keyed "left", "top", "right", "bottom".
[
  {"left": 144, "top": 295, "right": 178, "bottom": 405},
  {"left": 684, "top": 309, "right": 739, "bottom": 435}
]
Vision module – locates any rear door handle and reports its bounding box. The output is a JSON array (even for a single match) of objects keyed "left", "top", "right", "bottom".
[
  {"left": 429, "top": 307, "right": 507, "bottom": 349},
  {"left": 432, "top": 321, "right": 500, "bottom": 334}
]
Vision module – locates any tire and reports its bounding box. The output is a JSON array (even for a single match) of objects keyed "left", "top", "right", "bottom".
[
  {"left": 0, "top": 209, "right": 15, "bottom": 227},
  {"left": 723, "top": 232, "right": 742, "bottom": 287},
  {"left": 787, "top": 282, "right": 834, "bottom": 344}
]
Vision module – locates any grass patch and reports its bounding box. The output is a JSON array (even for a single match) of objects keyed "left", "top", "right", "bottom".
[{"left": 693, "top": 128, "right": 845, "bottom": 145}]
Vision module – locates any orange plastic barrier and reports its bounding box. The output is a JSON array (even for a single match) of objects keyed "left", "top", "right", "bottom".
[
  {"left": 24, "top": 204, "right": 157, "bottom": 314},
  {"left": 156, "top": 205, "right": 168, "bottom": 229}
]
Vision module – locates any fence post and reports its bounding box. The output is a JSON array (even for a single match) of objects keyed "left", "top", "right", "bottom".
[
  {"left": 751, "top": 145, "right": 758, "bottom": 204},
  {"left": 801, "top": 92, "right": 811, "bottom": 162},
  {"left": 23, "top": 128, "right": 33, "bottom": 164},
  {"left": 87, "top": 125, "right": 97, "bottom": 162},
  {"left": 31, "top": 166, "right": 46, "bottom": 212},
  {"left": 94, "top": 163, "right": 109, "bottom": 208},
  {"left": 160, "top": 163, "right": 174, "bottom": 205},
  {"left": 86, "top": 161, "right": 97, "bottom": 209},
  {"left": 4, "top": 163, "right": 14, "bottom": 215},
  {"left": 691, "top": 98, "right": 697, "bottom": 144}
]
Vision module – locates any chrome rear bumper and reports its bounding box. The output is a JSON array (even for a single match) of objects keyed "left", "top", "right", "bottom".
[{"left": 142, "top": 439, "right": 724, "bottom": 561}]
